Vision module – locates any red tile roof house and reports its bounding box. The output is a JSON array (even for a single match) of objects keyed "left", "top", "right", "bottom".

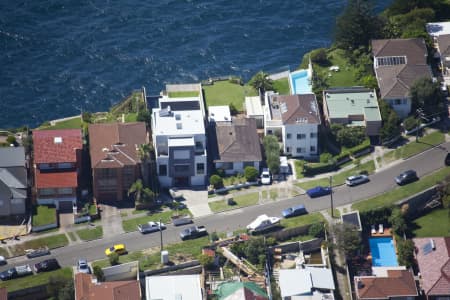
[
  {"left": 414, "top": 237, "right": 450, "bottom": 300},
  {"left": 88, "top": 122, "right": 148, "bottom": 202},
  {"left": 371, "top": 38, "right": 432, "bottom": 118},
  {"left": 33, "top": 129, "right": 83, "bottom": 211},
  {"left": 75, "top": 273, "right": 141, "bottom": 300},
  {"left": 354, "top": 269, "right": 418, "bottom": 300}
]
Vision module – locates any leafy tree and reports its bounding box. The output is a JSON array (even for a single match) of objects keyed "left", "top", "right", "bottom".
[
  {"left": 379, "top": 100, "right": 401, "bottom": 142},
  {"left": 209, "top": 175, "right": 223, "bottom": 189},
  {"left": 389, "top": 208, "right": 407, "bottom": 235},
  {"left": 402, "top": 116, "right": 418, "bottom": 131},
  {"left": 59, "top": 280, "right": 75, "bottom": 300},
  {"left": 229, "top": 103, "right": 239, "bottom": 115},
  {"left": 410, "top": 77, "right": 444, "bottom": 115},
  {"left": 22, "top": 134, "right": 33, "bottom": 154},
  {"left": 249, "top": 71, "right": 273, "bottom": 95},
  {"left": 383, "top": 8, "right": 435, "bottom": 39},
  {"left": 309, "top": 223, "right": 325, "bottom": 238},
  {"left": 335, "top": 0, "right": 383, "bottom": 51},
  {"left": 333, "top": 223, "right": 362, "bottom": 257},
  {"left": 385, "top": 0, "right": 450, "bottom": 21},
  {"left": 137, "top": 110, "right": 152, "bottom": 128},
  {"left": 82, "top": 111, "right": 93, "bottom": 123},
  {"left": 128, "top": 179, "right": 144, "bottom": 203},
  {"left": 198, "top": 254, "right": 215, "bottom": 270},
  {"left": 137, "top": 143, "right": 152, "bottom": 187},
  {"left": 109, "top": 252, "right": 120, "bottom": 265},
  {"left": 93, "top": 265, "right": 105, "bottom": 282},
  {"left": 310, "top": 48, "right": 328, "bottom": 65},
  {"left": 331, "top": 125, "right": 366, "bottom": 148},
  {"left": 361, "top": 75, "right": 378, "bottom": 89},
  {"left": 244, "top": 166, "right": 259, "bottom": 182},
  {"left": 437, "top": 174, "right": 450, "bottom": 209},
  {"left": 397, "top": 239, "right": 415, "bottom": 268},
  {"left": 6, "top": 135, "right": 16, "bottom": 145},
  {"left": 263, "top": 135, "right": 280, "bottom": 174}
]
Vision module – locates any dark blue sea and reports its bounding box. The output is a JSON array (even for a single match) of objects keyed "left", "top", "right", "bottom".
[{"left": 0, "top": 0, "right": 391, "bottom": 128}]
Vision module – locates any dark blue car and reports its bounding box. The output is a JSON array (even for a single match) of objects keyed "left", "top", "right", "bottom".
[
  {"left": 282, "top": 204, "right": 307, "bottom": 218},
  {"left": 306, "top": 186, "right": 331, "bottom": 198}
]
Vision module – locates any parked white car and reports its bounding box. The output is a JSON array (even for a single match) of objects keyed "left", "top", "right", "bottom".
[
  {"left": 345, "top": 174, "right": 369, "bottom": 186},
  {"left": 260, "top": 169, "right": 272, "bottom": 185},
  {"left": 247, "top": 214, "right": 280, "bottom": 234}
]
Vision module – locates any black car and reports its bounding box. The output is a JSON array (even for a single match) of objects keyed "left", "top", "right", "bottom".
[
  {"left": 395, "top": 170, "right": 418, "bottom": 185},
  {"left": 34, "top": 258, "right": 60, "bottom": 273},
  {"left": 445, "top": 153, "right": 450, "bottom": 166},
  {"left": 0, "top": 268, "right": 18, "bottom": 281}
]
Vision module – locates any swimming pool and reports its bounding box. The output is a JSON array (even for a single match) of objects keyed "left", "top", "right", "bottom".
[
  {"left": 369, "top": 237, "right": 398, "bottom": 267},
  {"left": 289, "top": 68, "right": 312, "bottom": 95}
]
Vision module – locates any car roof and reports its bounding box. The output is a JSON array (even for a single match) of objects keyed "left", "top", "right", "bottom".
[{"left": 293, "top": 204, "right": 305, "bottom": 209}]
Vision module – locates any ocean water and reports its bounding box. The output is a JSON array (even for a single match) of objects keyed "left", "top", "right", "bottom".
[{"left": 0, "top": 0, "right": 391, "bottom": 128}]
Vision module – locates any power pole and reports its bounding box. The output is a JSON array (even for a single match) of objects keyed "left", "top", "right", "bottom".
[
  {"left": 416, "top": 108, "right": 424, "bottom": 142},
  {"left": 329, "top": 176, "right": 334, "bottom": 218},
  {"left": 159, "top": 218, "right": 163, "bottom": 251}
]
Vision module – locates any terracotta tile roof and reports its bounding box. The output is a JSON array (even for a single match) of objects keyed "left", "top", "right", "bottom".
[
  {"left": 35, "top": 170, "right": 78, "bottom": 188},
  {"left": 33, "top": 129, "right": 82, "bottom": 164},
  {"left": 0, "top": 287, "right": 7, "bottom": 300},
  {"left": 355, "top": 270, "right": 417, "bottom": 299},
  {"left": 270, "top": 94, "right": 321, "bottom": 125},
  {"left": 75, "top": 273, "right": 141, "bottom": 300},
  {"left": 88, "top": 122, "right": 147, "bottom": 169},
  {"left": 414, "top": 237, "right": 450, "bottom": 296},
  {"left": 212, "top": 118, "right": 262, "bottom": 163}
]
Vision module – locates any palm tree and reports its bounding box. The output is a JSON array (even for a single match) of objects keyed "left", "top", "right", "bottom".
[
  {"left": 137, "top": 143, "right": 152, "bottom": 187},
  {"left": 249, "top": 71, "right": 273, "bottom": 95},
  {"left": 128, "top": 179, "right": 144, "bottom": 203}
]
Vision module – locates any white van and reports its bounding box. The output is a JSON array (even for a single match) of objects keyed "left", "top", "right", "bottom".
[{"left": 279, "top": 156, "right": 289, "bottom": 174}]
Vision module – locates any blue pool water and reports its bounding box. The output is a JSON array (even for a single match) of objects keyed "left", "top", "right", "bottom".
[
  {"left": 369, "top": 237, "right": 398, "bottom": 267},
  {"left": 290, "top": 69, "right": 312, "bottom": 95}
]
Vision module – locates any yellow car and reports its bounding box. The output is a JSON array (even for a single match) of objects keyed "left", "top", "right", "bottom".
[{"left": 105, "top": 244, "right": 127, "bottom": 256}]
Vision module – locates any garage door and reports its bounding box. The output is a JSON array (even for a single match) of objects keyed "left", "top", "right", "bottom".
[{"left": 58, "top": 201, "right": 73, "bottom": 213}]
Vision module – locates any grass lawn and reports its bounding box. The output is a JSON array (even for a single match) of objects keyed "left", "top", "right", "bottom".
[
  {"left": 296, "top": 160, "right": 375, "bottom": 190},
  {"left": 0, "top": 267, "right": 73, "bottom": 292},
  {"left": 32, "top": 206, "right": 57, "bottom": 227},
  {"left": 93, "top": 236, "right": 209, "bottom": 271},
  {"left": 67, "top": 232, "right": 77, "bottom": 242},
  {"left": 124, "top": 113, "right": 137, "bottom": 122},
  {"left": 352, "top": 167, "right": 450, "bottom": 212},
  {"left": 261, "top": 189, "right": 278, "bottom": 201},
  {"left": 222, "top": 175, "right": 247, "bottom": 187},
  {"left": 294, "top": 160, "right": 305, "bottom": 180},
  {"left": 208, "top": 192, "right": 259, "bottom": 212},
  {"left": 203, "top": 81, "right": 257, "bottom": 111},
  {"left": 122, "top": 209, "right": 190, "bottom": 232},
  {"left": 272, "top": 78, "right": 290, "bottom": 94},
  {"left": 280, "top": 212, "right": 326, "bottom": 228},
  {"left": 413, "top": 208, "right": 450, "bottom": 237},
  {"left": 383, "top": 131, "right": 444, "bottom": 163},
  {"left": 168, "top": 91, "right": 199, "bottom": 98},
  {"left": 9, "top": 234, "right": 68, "bottom": 257},
  {"left": 313, "top": 48, "right": 361, "bottom": 87},
  {"left": 37, "top": 117, "right": 82, "bottom": 130},
  {"left": 76, "top": 226, "right": 103, "bottom": 241}
]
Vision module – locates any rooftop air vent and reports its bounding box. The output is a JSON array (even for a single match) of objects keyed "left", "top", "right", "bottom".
[
  {"left": 175, "top": 114, "right": 181, "bottom": 121},
  {"left": 102, "top": 147, "right": 109, "bottom": 152},
  {"left": 54, "top": 137, "right": 62, "bottom": 144},
  {"left": 176, "top": 123, "right": 182, "bottom": 130}
]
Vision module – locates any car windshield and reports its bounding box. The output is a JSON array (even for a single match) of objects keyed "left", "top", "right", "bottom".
[
  {"left": 109, "top": 247, "right": 115, "bottom": 252},
  {"left": 262, "top": 174, "right": 270, "bottom": 178}
]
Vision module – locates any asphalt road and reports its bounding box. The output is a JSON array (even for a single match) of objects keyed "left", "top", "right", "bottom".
[{"left": 2, "top": 141, "right": 449, "bottom": 272}]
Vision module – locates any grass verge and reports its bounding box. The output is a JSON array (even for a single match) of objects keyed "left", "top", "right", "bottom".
[
  {"left": 9, "top": 234, "right": 68, "bottom": 257},
  {"left": 413, "top": 208, "right": 450, "bottom": 237},
  {"left": 0, "top": 267, "right": 72, "bottom": 292},
  {"left": 122, "top": 209, "right": 190, "bottom": 232},
  {"left": 76, "top": 226, "right": 103, "bottom": 241},
  {"left": 208, "top": 192, "right": 259, "bottom": 212},
  {"left": 280, "top": 212, "right": 326, "bottom": 228},
  {"left": 67, "top": 232, "right": 77, "bottom": 242},
  {"left": 352, "top": 167, "right": 450, "bottom": 212},
  {"left": 296, "top": 160, "right": 375, "bottom": 190}
]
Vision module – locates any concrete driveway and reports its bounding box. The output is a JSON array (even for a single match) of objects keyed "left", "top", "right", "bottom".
[
  {"left": 177, "top": 189, "right": 211, "bottom": 218},
  {"left": 100, "top": 205, "right": 124, "bottom": 238}
]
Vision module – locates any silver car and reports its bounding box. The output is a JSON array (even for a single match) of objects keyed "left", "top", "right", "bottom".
[
  {"left": 345, "top": 174, "right": 369, "bottom": 186},
  {"left": 77, "top": 259, "right": 91, "bottom": 274}
]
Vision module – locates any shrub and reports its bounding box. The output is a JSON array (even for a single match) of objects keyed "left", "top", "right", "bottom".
[
  {"left": 310, "top": 48, "right": 328, "bottom": 65},
  {"left": 349, "top": 142, "right": 372, "bottom": 157},
  {"left": 229, "top": 103, "right": 239, "bottom": 115},
  {"left": 6, "top": 135, "right": 16, "bottom": 145},
  {"left": 93, "top": 266, "right": 105, "bottom": 282},
  {"left": 403, "top": 116, "right": 418, "bottom": 132},
  {"left": 244, "top": 166, "right": 259, "bottom": 182},
  {"left": 303, "top": 162, "right": 336, "bottom": 176},
  {"left": 336, "top": 126, "right": 366, "bottom": 148},
  {"left": 210, "top": 175, "right": 223, "bottom": 189},
  {"left": 109, "top": 252, "right": 120, "bottom": 266},
  {"left": 308, "top": 223, "right": 325, "bottom": 238},
  {"left": 198, "top": 254, "right": 215, "bottom": 270},
  {"left": 320, "top": 152, "right": 333, "bottom": 163}
]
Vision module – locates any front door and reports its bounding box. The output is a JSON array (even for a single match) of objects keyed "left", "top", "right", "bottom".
[{"left": 174, "top": 177, "right": 189, "bottom": 187}]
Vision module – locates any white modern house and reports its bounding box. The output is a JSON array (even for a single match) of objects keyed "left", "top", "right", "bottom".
[
  {"left": 152, "top": 84, "right": 207, "bottom": 187},
  {"left": 264, "top": 92, "right": 320, "bottom": 159}
]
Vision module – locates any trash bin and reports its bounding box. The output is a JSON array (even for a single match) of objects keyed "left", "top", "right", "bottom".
[{"left": 161, "top": 250, "right": 169, "bottom": 264}]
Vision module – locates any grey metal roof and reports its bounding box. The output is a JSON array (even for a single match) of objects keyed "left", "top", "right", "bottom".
[
  {"left": 0, "top": 168, "right": 26, "bottom": 189},
  {"left": 0, "top": 147, "right": 25, "bottom": 167}
]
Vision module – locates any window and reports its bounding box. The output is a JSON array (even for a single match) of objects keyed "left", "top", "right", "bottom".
[
  {"left": 310, "top": 132, "right": 317, "bottom": 138},
  {"left": 159, "top": 164, "right": 167, "bottom": 176},
  {"left": 286, "top": 133, "right": 292, "bottom": 139},
  {"left": 197, "top": 163, "right": 205, "bottom": 175},
  {"left": 310, "top": 146, "right": 316, "bottom": 152},
  {"left": 296, "top": 147, "right": 305, "bottom": 153},
  {"left": 297, "top": 133, "right": 306, "bottom": 140},
  {"left": 222, "top": 162, "right": 233, "bottom": 170},
  {"left": 39, "top": 188, "right": 55, "bottom": 196},
  {"left": 286, "top": 147, "right": 291, "bottom": 153},
  {"left": 267, "top": 130, "right": 273, "bottom": 135},
  {"left": 58, "top": 188, "right": 73, "bottom": 195}
]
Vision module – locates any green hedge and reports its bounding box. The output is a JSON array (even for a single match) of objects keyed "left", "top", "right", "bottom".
[
  {"left": 303, "top": 162, "right": 337, "bottom": 176},
  {"left": 334, "top": 153, "right": 351, "bottom": 165},
  {"left": 349, "top": 143, "right": 372, "bottom": 157}
]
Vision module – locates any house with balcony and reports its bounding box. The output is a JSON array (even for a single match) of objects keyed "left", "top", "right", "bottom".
[
  {"left": 264, "top": 92, "right": 320, "bottom": 159},
  {"left": 33, "top": 129, "right": 82, "bottom": 211},
  {"left": 0, "top": 147, "right": 27, "bottom": 216},
  {"left": 152, "top": 89, "right": 207, "bottom": 187},
  {"left": 323, "top": 87, "right": 382, "bottom": 137},
  {"left": 371, "top": 38, "right": 432, "bottom": 118},
  {"left": 210, "top": 117, "right": 262, "bottom": 175},
  {"left": 88, "top": 122, "right": 148, "bottom": 202}
]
